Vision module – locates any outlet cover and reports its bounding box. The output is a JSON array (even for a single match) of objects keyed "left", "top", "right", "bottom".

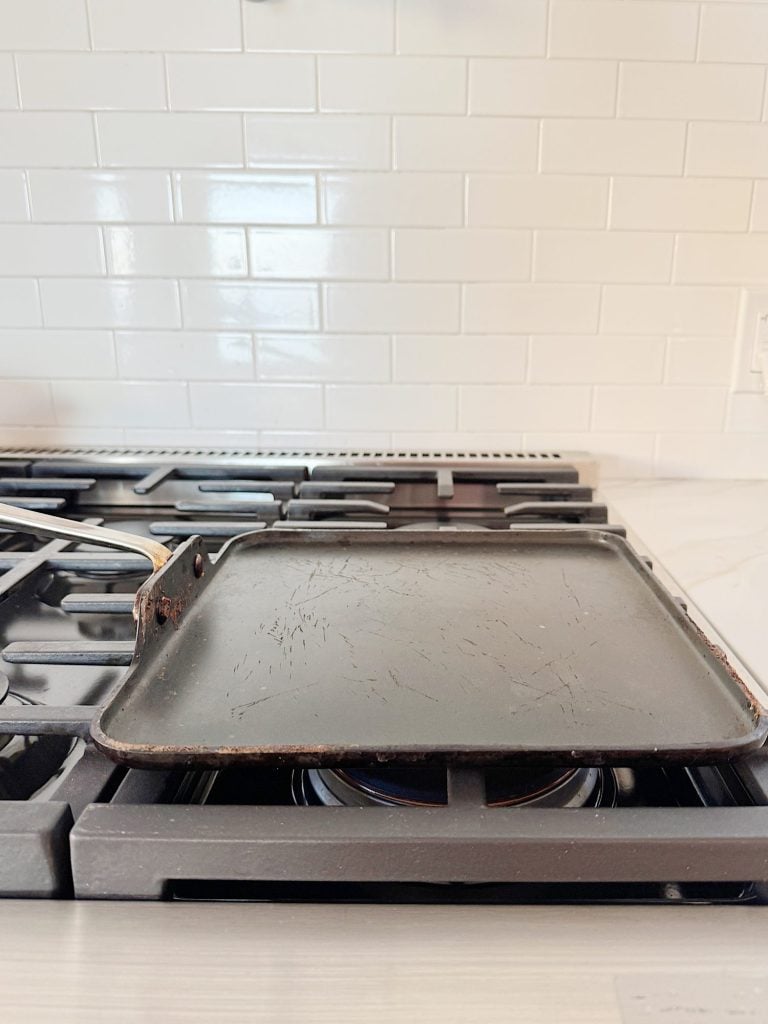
[{"left": 732, "top": 288, "right": 768, "bottom": 394}]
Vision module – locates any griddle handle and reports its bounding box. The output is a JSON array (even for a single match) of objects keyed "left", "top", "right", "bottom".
[{"left": 0, "top": 501, "right": 172, "bottom": 573}]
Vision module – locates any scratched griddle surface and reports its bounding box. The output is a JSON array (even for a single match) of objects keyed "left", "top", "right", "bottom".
[{"left": 97, "top": 533, "right": 764, "bottom": 763}]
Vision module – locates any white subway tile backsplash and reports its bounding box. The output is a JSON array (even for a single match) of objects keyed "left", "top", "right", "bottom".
[
  {"left": 180, "top": 280, "right": 320, "bottom": 331},
  {"left": 397, "top": 0, "right": 547, "bottom": 57},
  {"left": 656, "top": 434, "right": 768, "bottom": 479},
  {"left": 592, "top": 386, "right": 727, "bottom": 432},
  {"left": 391, "top": 431, "right": 524, "bottom": 449},
  {"left": 393, "top": 335, "right": 527, "bottom": 383},
  {"left": 686, "top": 124, "right": 768, "bottom": 177},
  {"left": 0, "top": 380, "right": 54, "bottom": 425},
  {"left": 463, "top": 284, "right": 600, "bottom": 333},
  {"left": 0, "top": 279, "right": 41, "bottom": 327},
  {"left": 0, "top": 171, "right": 29, "bottom": 221},
  {"left": 393, "top": 229, "right": 530, "bottom": 282},
  {"left": 244, "top": 0, "right": 395, "bottom": 55},
  {"left": 601, "top": 286, "right": 739, "bottom": 336},
  {"left": 247, "top": 115, "right": 390, "bottom": 170},
  {"left": 106, "top": 226, "right": 246, "bottom": 278},
  {"left": 52, "top": 380, "right": 190, "bottom": 428},
  {"left": 321, "top": 173, "right": 463, "bottom": 226},
  {"left": 88, "top": 0, "right": 242, "bottom": 52},
  {"left": 674, "top": 234, "right": 768, "bottom": 285},
  {"left": 529, "top": 336, "right": 666, "bottom": 384},
  {"left": 0, "top": 0, "right": 88, "bottom": 50},
  {"left": 190, "top": 383, "right": 323, "bottom": 429},
  {"left": 469, "top": 60, "right": 616, "bottom": 117},
  {"left": 0, "top": 55, "right": 16, "bottom": 108},
  {"left": 249, "top": 228, "right": 389, "bottom": 280},
  {"left": 0, "top": 113, "right": 96, "bottom": 167},
  {"left": 29, "top": 171, "right": 173, "bottom": 224},
  {"left": 326, "top": 384, "right": 456, "bottom": 431},
  {"left": 666, "top": 337, "right": 734, "bottom": 386},
  {"left": 750, "top": 181, "right": 768, "bottom": 231},
  {"left": 542, "top": 120, "right": 686, "bottom": 175},
  {"left": 534, "top": 231, "right": 673, "bottom": 284},
  {"left": 2, "top": 425, "right": 126, "bottom": 447},
  {"left": 16, "top": 54, "right": 167, "bottom": 111},
  {"left": 257, "top": 334, "right": 390, "bottom": 382},
  {"left": 395, "top": 117, "right": 538, "bottom": 172},
  {"left": 618, "top": 62, "right": 764, "bottom": 122},
  {"left": 40, "top": 279, "right": 181, "bottom": 329},
  {"left": 726, "top": 393, "right": 768, "bottom": 433},
  {"left": 0, "top": 330, "right": 115, "bottom": 378},
  {"left": 116, "top": 331, "right": 253, "bottom": 381},
  {"left": 174, "top": 172, "right": 317, "bottom": 225},
  {"left": 699, "top": 4, "right": 768, "bottom": 64},
  {"left": 0, "top": 225, "right": 104, "bottom": 276},
  {"left": 610, "top": 177, "right": 752, "bottom": 232},
  {"left": 167, "top": 55, "right": 316, "bottom": 113},
  {"left": 97, "top": 114, "right": 244, "bottom": 169},
  {"left": 467, "top": 175, "right": 608, "bottom": 228},
  {"left": 325, "top": 283, "right": 460, "bottom": 332},
  {"left": 459, "top": 385, "right": 591, "bottom": 432},
  {"left": 549, "top": 0, "right": 698, "bottom": 60},
  {"left": 320, "top": 57, "right": 465, "bottom": 114}
]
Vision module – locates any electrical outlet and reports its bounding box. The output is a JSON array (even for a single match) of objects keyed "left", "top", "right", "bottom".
[{"left": 732, "top": 289, "right": 768, "bottom": 394}]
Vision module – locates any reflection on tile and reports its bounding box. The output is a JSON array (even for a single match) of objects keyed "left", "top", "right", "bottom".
[
  {"left": 107, "top": 226, "right": 247, "bottom": 277},
  {"left": 248, "top": 228, "right": 388, "bottom": 279},
  {"left": 174, "top": 172, "right": 317, "bottom": 225},
  {"left": 28, "top": 170, "right": 173, "bottom": 223},
  {"left": 180, "top": 280, "right": 320, "bottom": 330},
  {"left": 257, "top": 334, "right": 390, "bottom": 381},
  {"left": 116, "top": 331, "right": 254, "bottom": 380}
]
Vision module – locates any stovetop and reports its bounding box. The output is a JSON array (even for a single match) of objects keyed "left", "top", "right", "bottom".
[{"left": 0, "top": 447, "right": 766, "bottom": 904}]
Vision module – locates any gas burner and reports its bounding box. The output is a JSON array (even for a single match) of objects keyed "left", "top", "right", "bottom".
[{"left": 293, "top": 765, "right": 620, "bottom": 809}]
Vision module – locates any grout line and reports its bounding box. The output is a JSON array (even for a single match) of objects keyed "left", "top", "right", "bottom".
[
  {"left": 694, "top": 3, "right": 704, "bottom": 62},
  {"left": 84, "top": 0, "right": 94, "bottom": 50}
]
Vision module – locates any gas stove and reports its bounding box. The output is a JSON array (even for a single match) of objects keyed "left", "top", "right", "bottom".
[{"left": 0, "top": 447, "right": 765, "bottom": 904}]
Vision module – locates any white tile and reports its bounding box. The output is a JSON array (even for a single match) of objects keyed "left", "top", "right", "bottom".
[
  {"left": 260, "top": 430, "right": 392, "bottom": 448},
  {"left": 610, "top": 177, "right": 751, "bottom": 232},
  {"left": 174, "top": 173, "right": 317, "bottom": 226},
  {"left": 0, "top": 0, "right": 89, "bottom": 49},
  {"left": 524, "top": 432, "right": 656, "bottom": 478},
  {"left": 116, "top": 332, "right": 253, "bottom": 381},
  {"left": 699, "top": 4, "right": 768, "bottom": 64},
  {"left": 167, "top": 55, "right": 316, "bottom": 113},
  {"left": 0, "top": 225, "right": 104, "bottom": 276},
  {"left": 529, "top": 336, "right": 665, "bottom": 384},
  {"left": 0, "top": 425, "right": 126, "bottom": 447},
  {"left": 686, "top": 124, "right": 768, "bottom": 177},
  {"left": 618, "top": 62, "right": 763, "bottom": 122},
  {"left": 246, "top": 115, "right": 390, "bottom": 170},
  {"left": 675, "top": 234, "right": 768, "bottom": 285},
  {"left": 726, "top": 393, "right": 768, "bottom": 433},
  {"left": 326, "top": 384, "right": 456, "bottom": 431},
  {"left": 124, "top": 427, "right": 262, "bottom": 448},
  {"left": 319, "top": 57, "right": 465, "bottom": 114},
  {"left": 751, "top": 181, "right": 768, "bottom": 231},
  {"left": 390, "top": 430, "right": 524, "bottom": 450},
  {"left": 666, "top": 337, "right": 734, "bottom": 386},
  {"left": 248, "top": 228, "right": 389, "bottom": 280},
  {"left": 393, "top": 229, "right": 530, "bottom": 282},
  {"left": 17, "top": 54, "right": 166, "bottom": 111},
  {"left": 467, "top": 175, "right": 608, "bottom": 229},
  {"left": 88, "top": 0, "right": 242, "bottom": 51},
  {"left": 656, "top": 433, "right": 768, "bottom": 479},
  {"left": 0, "top": 55, "right": 16, "bottom": 108},
  {"left": 394, "top": 335, "right": 527, "bottom": 382},
  {"left": 542, "top": 120, "right": 685, "bottom": 175},
  {"left": 463, "top": 284, "right": 600, "bottom": 333},
  {"left": 397, "top": 0, "right": 547, "bottom": 57},
  {"left": 29, "top": 170, "right": 173, "bottom": 224},
  {"left": 534, "top": 231, "right": 673, "bottom": 284},
  {"left": 0, "top": 330, "right": 115, "bottom": 378},
  {"left": 190, "top": 383, "right": 323, "bottom": 430},
  {"left": 106, "top": 226, "right": 246, "bottom": 278},
  {"left": 324, "top": 283, "right": 460, "bottom": 332},
  {"left": 459, "top": 385, "right": 591, "bottom": 432},
  {"left": 180, "top": 280, "right": 320, "bottom": 331},
  {"left": 592, "top": 386, "right": 726, "bottom": 432},
  {"left": 97, "top": 113, "right": 243, "bottom": 169},
  {"left": 469, "top": 60, "right": 616, "bottom": 117},
  {"left": 321, "top": 173, "right": 462, "bottom": 226},
  {"left": 601, "top": 285, "right": 739, "bottom": 336},
  {"left": 0, "top": 381, "right": 54, "bottom": 426},
  {"left": 0, "top": 172, "right": 29, "bottom": 221},
  {"left": 550, "top": 0, "right": 698, "bottom": 60},
  {"left": 244, "top": 0, "right": 395, "bottom": 55},
  {"left": 0, "top": 280, "right": 41, "bottom": 327},
  {"left": 257, "top": 335, "right": 390, "bottom": 382},
  {"left": 0, "top": 113, "right": 96, "bottom": 167},
  {"left": 52, "top": 380, "right": 190, "bottom": 428},
  {"left": 395, "top": 116, "right": 538, "bottom": 172},
  {"left": 40, "top": 279, "right": 180, "bottom": 329}
]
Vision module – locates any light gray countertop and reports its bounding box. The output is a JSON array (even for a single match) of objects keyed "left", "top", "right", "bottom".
[{"left": 2, "top": 479, "right": 768, "bottom": 1022}]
